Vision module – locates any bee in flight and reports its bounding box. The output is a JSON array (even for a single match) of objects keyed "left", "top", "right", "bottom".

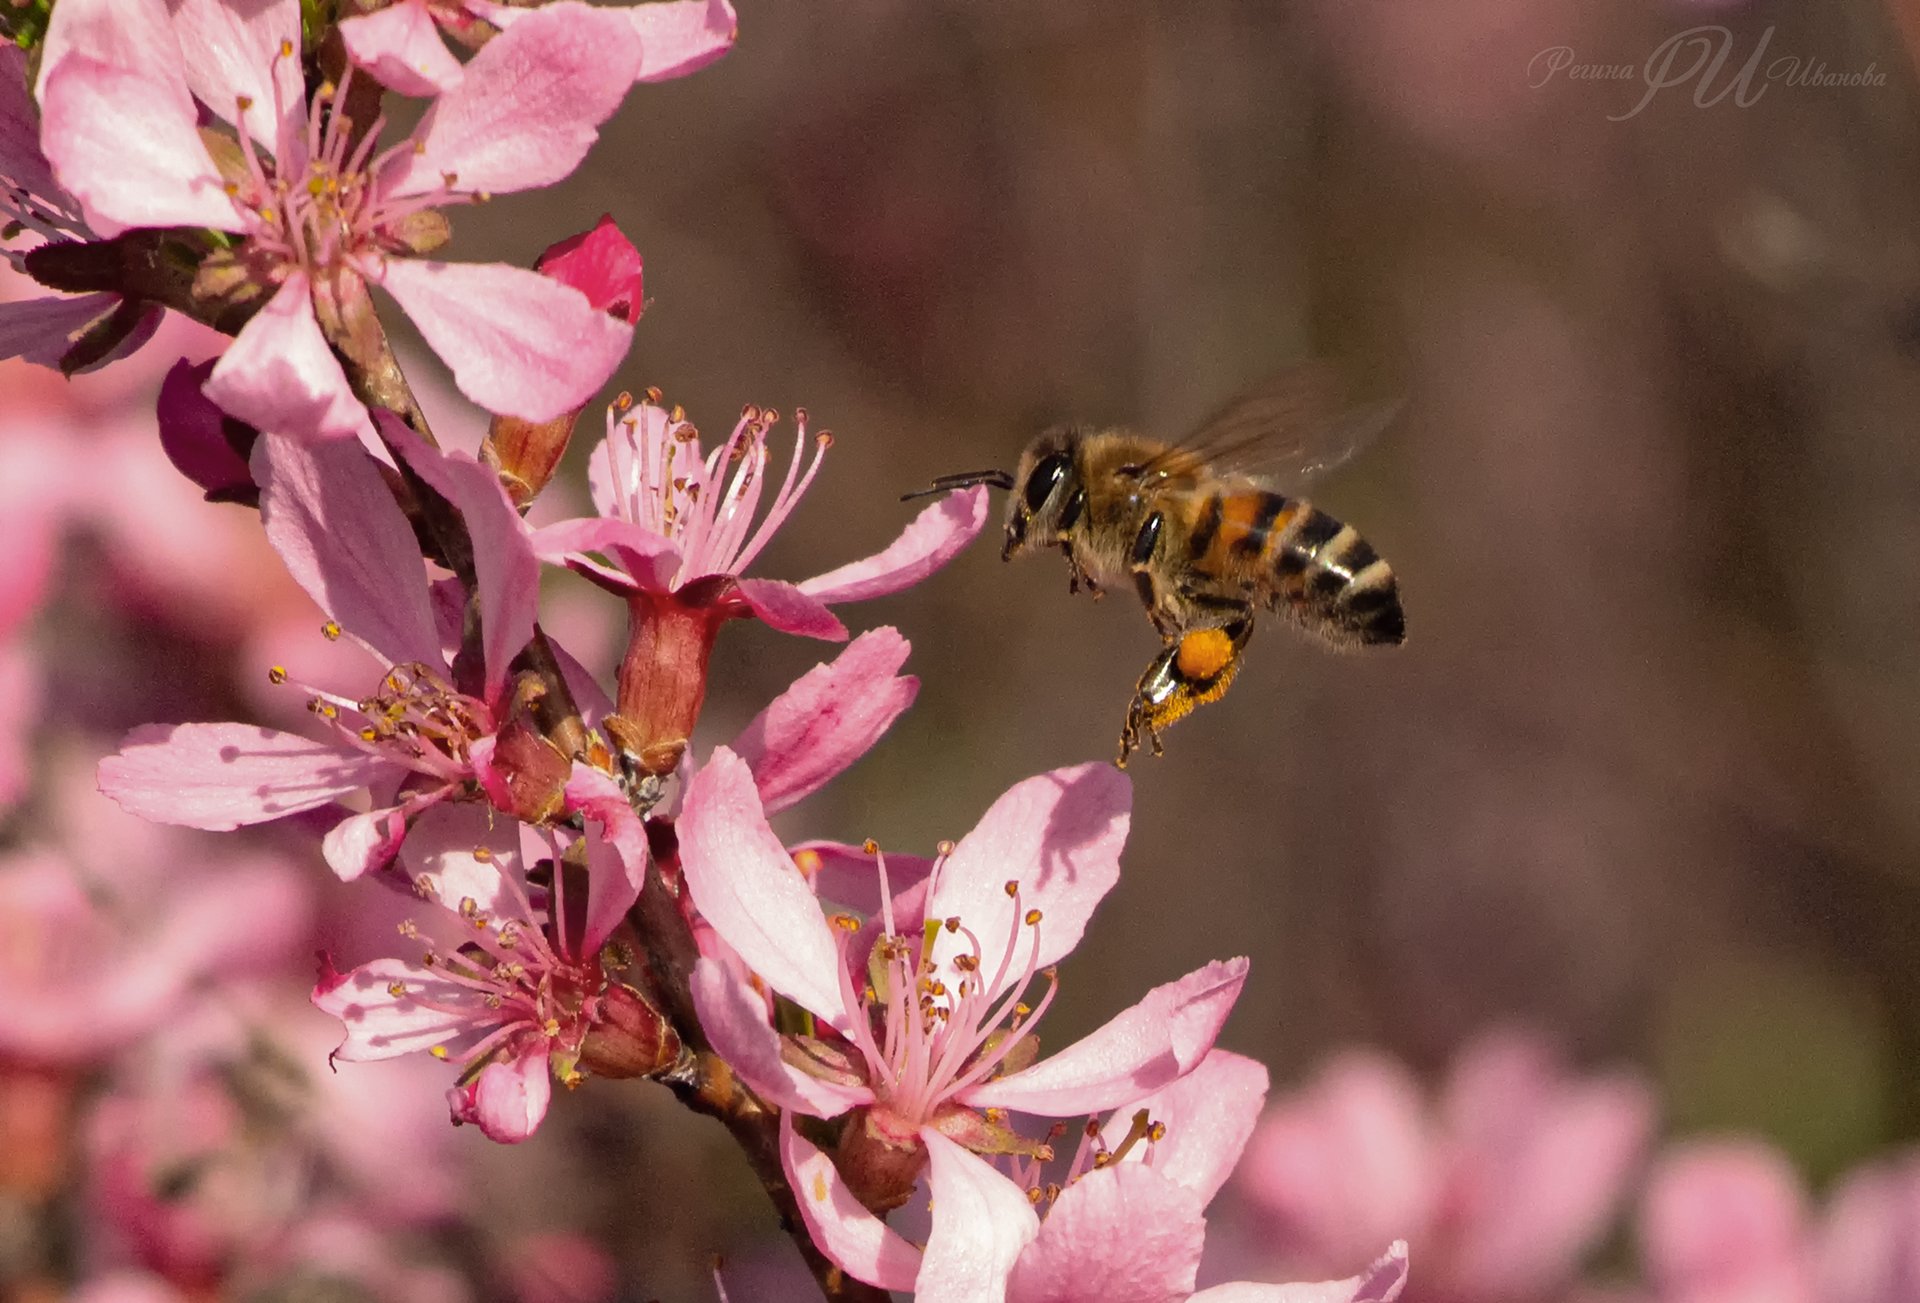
[{"left": 907, "top": 368, "right": 1406, "bottom": 765}]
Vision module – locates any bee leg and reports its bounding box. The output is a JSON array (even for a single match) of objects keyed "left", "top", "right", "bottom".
[
  {"left": 1060, "top": 540, "right": 1103, "bottom": 598},
  {"left": 1115, "top": 615, "right": 1253, "bottom": 765}
]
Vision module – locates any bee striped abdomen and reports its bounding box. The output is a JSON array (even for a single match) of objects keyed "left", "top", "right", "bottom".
[
  {"left": 1270, "top": 506, "right": 1405, "bottom": 647},
  {"left": 1186, "top": 489, "right": 1404, "bottom": 647}
]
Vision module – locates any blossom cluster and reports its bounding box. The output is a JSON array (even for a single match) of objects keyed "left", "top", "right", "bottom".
[
  {"left": 1, "top": 1, "right": 1406, "bottom": 1298},
  {"left": 14, "top": 2, "right": 1912, "bottom": 1302}
]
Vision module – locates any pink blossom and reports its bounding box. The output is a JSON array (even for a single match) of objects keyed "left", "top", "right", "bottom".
[
  {"left": 343, "top": 0, "right": 738, "bottom": 96},
  {"left": 0, "top": 846, "right": 309, "bottom": 1066},
  {"left": 97, "top": 431, "right": 545, "bottom": 880},
  {"left": 0, "top": 43, "right": 162, "bottom": 372},
  {"left": 82, "top": 998, "right": 465, "bottom": 1287},
  {"left": 546, "top": 393, "right": 991, "bottom": 640},
  {"left": 677, "top": 748, "right": 1249, "bottom": 1288},
  {"left": 1236, "top": 1030, "right": 1655, "bottom": 1302},
  {"left": 784, "top": 1048, "right": 1410, "bottom": 1303},
  {"left": 1637, "top": 1141, "right": 1817, "bottom": 1303},
  {"left": 37, "top": 0, "right": 638, "bottom": 440},
  {"left": 312, "top": 792, "right": 652, "bottom": 1143},
  {"left": 1633, "top": 1139, "right": 1920, "bottom": 1303}
]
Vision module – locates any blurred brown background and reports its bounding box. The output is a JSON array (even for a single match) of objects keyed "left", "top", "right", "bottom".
[{"left": 423, "top": 0, "right": 1919, "bottom": 1293}]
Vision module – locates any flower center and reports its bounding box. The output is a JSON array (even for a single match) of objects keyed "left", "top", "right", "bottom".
[
  {"left": 828, "top": 847, "right": 1060, "bottom": 1129},
  {"left": 268, "top": 640, "right": 492, "bottom": 785},
  {"left": 223, "top": 55, "right": 471, "bottom": 279},
  {"left": 600, "top": 392, "right": 832, "bottom": 583}
]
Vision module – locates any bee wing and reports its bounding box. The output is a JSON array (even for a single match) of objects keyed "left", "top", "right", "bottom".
[{"left": 1137, "top": 364, "right": 1402, "bottom": 487}]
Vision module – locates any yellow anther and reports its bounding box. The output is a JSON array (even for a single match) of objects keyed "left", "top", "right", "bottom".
[
  {"left": 1014, "top": 1003, "right": 1031, "bottom": 1018},
  {"left": 644, "top": 386, "right": 664, "bottom": 405},
  {"left": 816, "top": 431, "right": 834, "bottom": 448},
  {"left": 831, "top": 914, "right": 861, "bottom": 932},
  {"left": 386, "top": 981, "right": 407, "bottom": 997},
  {"left": 473, "top": 846, "right": 492, "bottom": 861},
  {"left": 1004, "top": 880, "right": 1020, "bottom": 898},
  {"left": 945, "top": 917, "right": 961, "bottom": 933},
  {"left": 236, "top": 94, "right": 254, "bottom": 111},
  {"left": 862, "top": 838, "right": 880, "bottom": 855},
  {"left": 278, "top": 39, "right": 294, "bottom": 57},
  {"left": 268, "top": 666, "right": 288, "bottom": 684},
  {"left": 429, "top": 1045, "right": 449, "bottom": 1059},
  {"left": 321, "top": 620, "right": 342, "bottom": 640},
  {"left": 543, "top": 1019, "right": 562, "bottom": 1036},
  {"left": 1027, "top": 1187, "right": 1044, "bottom": 1205},
  {"left": 458, "top": 897, "right": 480, "bottom": 918},
  {"left": 936, "top": 840, "right": 955, "bottom": 856},
  {"left": 793, "top": 849, "right": 822, "bottom": 876},
  {"left": 1025, "top": 909, "right": 1043, "bottom": 926},
  {"left": 1148, "top": 1122, "right": 1167, "bottom": 1142}
]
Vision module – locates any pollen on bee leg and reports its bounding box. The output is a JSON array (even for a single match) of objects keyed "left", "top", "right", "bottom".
[{"left": 1174, "top": 626, "right": 1237, "bottom": 681}]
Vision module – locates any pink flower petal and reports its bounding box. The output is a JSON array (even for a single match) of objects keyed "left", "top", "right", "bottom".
[
  {"left": 314, "top": 955, "right": 494, "bottom": 1061},
  {"left": 732, "top": 577, "right": 848, "bottom": 640},
  {"left": 1442, "top": 1032, "right": 1656, "bottom": 1295},
  {"left": 0, "top": 293, "right": 121, "bottom": 368},
  {"left": 0, "top": 43, "right": 64, "bottom": 205},
  {"left": 691, "top": 959, "right": 872, "bottom": 1118},
  {"left": 1005, "top": 1164, "right": 1206, "bottom": 1303},
  {"left": 731, "top": 627, "right": 917, "bottom": 815},
  {"left": 321, "top": 803, "right": 411, "bottom": 881},
  {"left": 563, "top": 765, "right": 649, "bottom": 954},
  {"left": 205, "top": 274, "right": 373, "bottom": 442},
  {"left": 398, "top": 801, "right": 521, "bottom": 914},
  {"left": 1640, "top": 1141, "right": 1813, "bottom": 1295},
  {"left": 798, "top": 486, "right": 990, "bottom": 605},
  {"left": 37, "top": 0, "right": 240, "bottom": 237},
  {"left": 1101, "top": 1049, "right": 1269, "bottom": 1207},
  {"left": 790, "top": 840, "right": 936, "bottom": 918},
  {"left": 1818, "top": 1152, "right": 1920, "bottom": 1303},
  {"left": 531, "top": 516, "right": 680, "bottom": 590},
  {"left": 927, "top": 763, "right": 1130, "bottom": 999},
  {"left": 340, "top": 1, "right": 465, "bottom": 97},
  {"left": 97, "top": 722, "right": 398, "bottom": 830},
  {"left": 917, "top": 1131, "right": 1041, "bottom": 1303},
  {"left": 966, "top": 958, "right": 1248, "bottom": 1117},
  {"left": 252, "top": 431, "right": 445, "bottom": 669},
  {"left": 380, "top": 414, "right": 539, "bottom": 701},
  {"left": 677, "top": 748, "right": 851, "bottom": 1033},
  {"left": 627, "top": 0, "right": 738, "bottom": 82},
  {"left": 453, "top": 1047, "right": 553, "bottom": 1143},
  {"left": 385, "top": 2, "right": 642, "bottom": 198},
  {"left": 1189, "top": 1243, "right": 1411, "bottom": 1303},
  {"left": 167, "top": 0, "right": 305, "bottom": 156},
  {"left": 1236, "top": 1052, "right": 1437, "bottom": 1279},
  {"left": 781, "top": 1114, "right": 922, "bottom": 1292},
  {"left": 376, "top": 258, "right": 632, "bottom": 424}
]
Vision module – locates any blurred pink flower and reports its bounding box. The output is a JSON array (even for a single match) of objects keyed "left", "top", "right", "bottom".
[
  {"left": 82, "top": 1000, "right": 470, "bottom": 1292},
  {"left": 37, "top": 0, "right": 638, "bottom": 439},
  {"left": 786, "top": 1049, "right": 1408, "bottom": 1303},
  {"left": 543, "top": 394, "right": 990, "bottom": 640},
  {"left": 97, "top": 431, "right": 553, "bottom": 880},
  {"left": 1637, "top": 1141, "right": 1817, "bottom": 1303},
  {"left": 1635, "top": 1139, "right": 1920, "bottom": 1303},
  {"left": 343, "top": 0, "right": 738, "bottom": 96},
  {"left": 1237, "top": 1030, "right": 1655, "bottom": 1302},
  {"left": 677, "top": 749, "right": 1250, "bottom": 1290},
  {"left": 0, "top": 848, "right": 309, "bottom": 1066},
  {"left": 312, "top": 790, "right": 651, "bottom": 1143}
]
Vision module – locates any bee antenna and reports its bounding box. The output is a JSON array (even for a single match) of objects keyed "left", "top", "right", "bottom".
[{"left": 900, "top": 469, "right": 1015, "bottom": 501}]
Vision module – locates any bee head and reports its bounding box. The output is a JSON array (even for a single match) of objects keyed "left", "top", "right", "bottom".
[{"left": 1002, "top": 428, "right": 1080, "bottom": 562}]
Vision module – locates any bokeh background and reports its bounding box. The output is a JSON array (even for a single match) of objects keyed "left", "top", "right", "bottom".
[{"left": 8, "top": 0, "right": 1920, "bottom": 1299}]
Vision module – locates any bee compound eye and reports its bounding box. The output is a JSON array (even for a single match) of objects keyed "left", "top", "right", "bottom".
[{"left": 1024, "top": 452, "right": 1071, "bottom": 512}]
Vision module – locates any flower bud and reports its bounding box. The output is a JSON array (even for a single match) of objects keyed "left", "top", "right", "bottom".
[
  {"left": 157, "top": 359, "right": 258, "bottom": 503},
  {"left": 577, "top": 982, "right": 683, "bottom": 1079},
  {"left": 477, "top": 716, "right": 571, "bottom": 825},
  {"left": 834, "top": 1108, "right": 928, "bottom": 1214},
  {"left": 482, "top": 216, "right": 643, "bottom": 508}
]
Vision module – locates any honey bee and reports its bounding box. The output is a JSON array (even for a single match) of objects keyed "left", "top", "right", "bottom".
[{"left": 909, "top": 369, "right": 1406, "bottom": 764}]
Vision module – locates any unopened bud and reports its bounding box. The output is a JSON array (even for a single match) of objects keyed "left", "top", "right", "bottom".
[
  {"left": 157, "top": 358, "right": 259, "bottom": 503},
  {"left": 577, "top": 982, "right": 683, "bottom": 1079},
  {"left": 477, "top": 716, "right": 571, "bottom": 824}
]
